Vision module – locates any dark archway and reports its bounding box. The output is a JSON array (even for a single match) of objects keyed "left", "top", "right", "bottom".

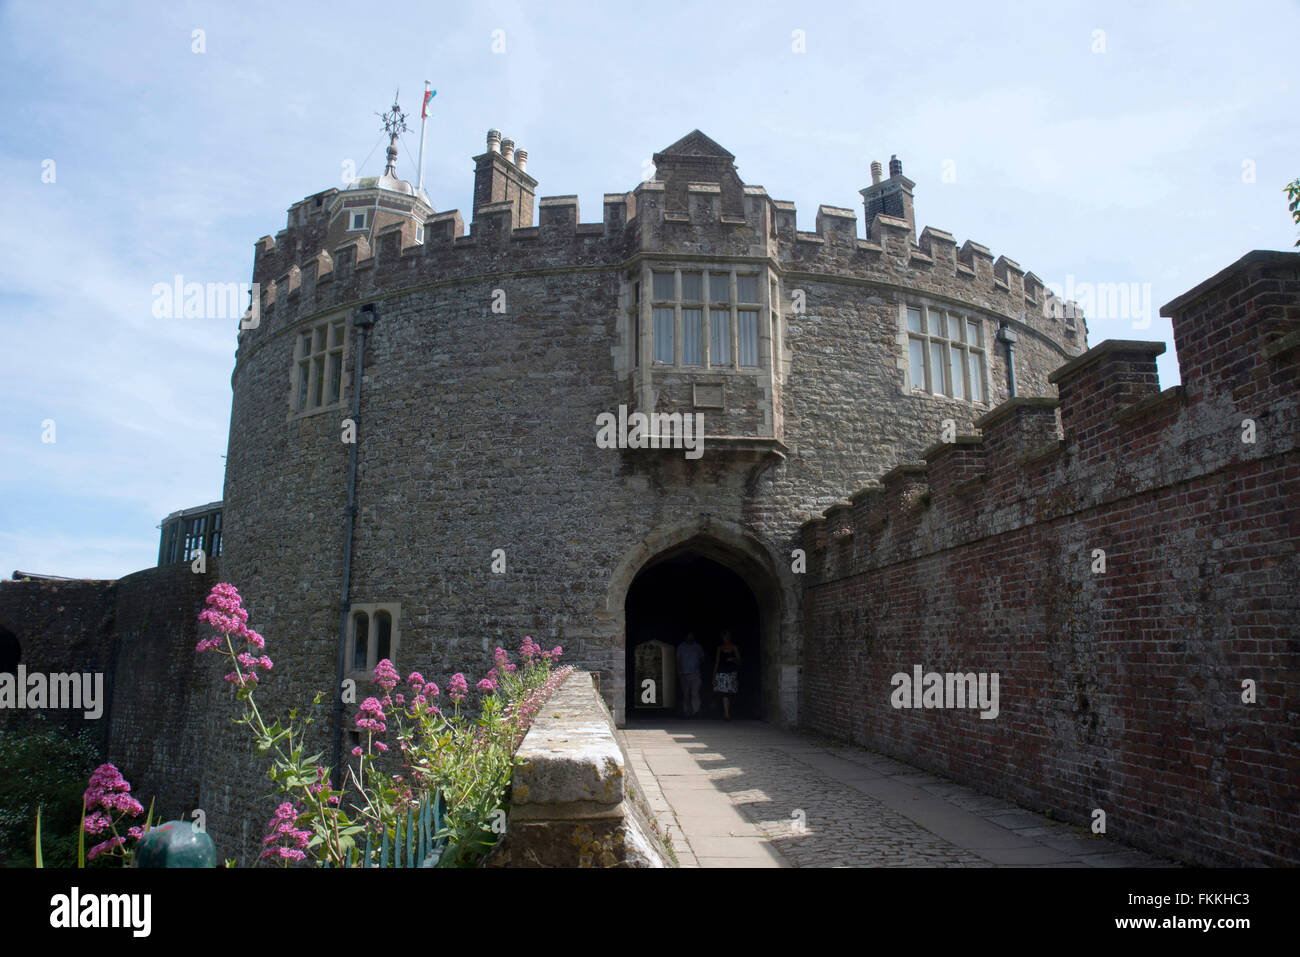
[{"left": 624, "top": 551, "right": 761, "bottom": 721}]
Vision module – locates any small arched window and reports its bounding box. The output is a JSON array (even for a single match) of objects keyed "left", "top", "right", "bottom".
[
  {"left": 352, "top": 612, "right": 369, "bottom": 671},
  {"left": 346, "top": 604, "right": 401, "bottom": 675},
  {"left": 375, "top": 611, "right": 392, "bottom": 663}
]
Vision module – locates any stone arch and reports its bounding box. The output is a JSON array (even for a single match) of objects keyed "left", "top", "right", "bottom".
[{"left": 602, "top": 517, "right": 799, "bottom": 727}]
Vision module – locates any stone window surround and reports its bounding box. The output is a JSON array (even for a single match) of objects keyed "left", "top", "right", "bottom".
[
  {"left": 345, "top": 602, "right": 401, "bottom": 678},
  {"left": 287, "top": 314, "right": 350, "bottom": 420},
  {"left": 637, "top": 264, "right": 775, "bottom": 373},
  {"left": 898, "top": 299, "right": 989, "bottom": 404},
  {"left": 347, "top": 209, "right": 368, "bottom": 231}
]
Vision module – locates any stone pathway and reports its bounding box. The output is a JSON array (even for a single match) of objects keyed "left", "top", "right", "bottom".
[{"left": 619, "top": 720, "right": 1178, "bottom": 869}]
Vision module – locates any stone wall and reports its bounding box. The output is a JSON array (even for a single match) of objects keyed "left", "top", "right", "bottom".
[
  {"left": 487, "top": 670, "right": 672, "bottom": 867},
  {"left": 207, "top": 132, "right": 1084, "bottom": 859},
  {"left": 0, "top": 563, "right": 219, "bottom": 828},
  {"left": 0, "top": 577, "right": 117, "bottom": 753},
  {"left": 798, "top": 251, "right": 1300, "bottom": 866}
]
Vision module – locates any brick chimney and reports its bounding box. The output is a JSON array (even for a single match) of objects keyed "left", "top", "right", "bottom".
[
  {"left": 860, "top": 153, "right": 915, "bottom": 241},
  {"left": 472, "top": 129, "right": 538, "bottom": 228}
]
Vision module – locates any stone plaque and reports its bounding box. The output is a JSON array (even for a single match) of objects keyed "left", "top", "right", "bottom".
[{"left": 693, "top": 382, "right": 724, "bottom": 409}]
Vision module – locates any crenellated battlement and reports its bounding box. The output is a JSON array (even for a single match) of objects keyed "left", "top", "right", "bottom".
[
  {"left": 798, "top": 250, "right": 1300, "bottom": 584},
  {"left": 242, "top": 129, "right": 1088, "bottom": 369}
]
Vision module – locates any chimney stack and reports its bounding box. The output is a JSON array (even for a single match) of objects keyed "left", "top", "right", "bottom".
[
  {"left": 473, "top": 129, "right": 538, "bottom": 229},
  {"left": 861, "top": 152, "right": 916, "bottom": 241}
]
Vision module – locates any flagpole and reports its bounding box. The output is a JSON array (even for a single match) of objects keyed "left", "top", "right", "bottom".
[{"left": 417, "top": 80, "right": 431, "bottom": 194}]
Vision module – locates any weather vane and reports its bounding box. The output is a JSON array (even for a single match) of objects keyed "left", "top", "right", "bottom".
[
  {"left": 378, "top": 90, "right": 408, "bottom": 177},
  {"left": 378, "top": 90, "right": 408, "bottom": 140}
]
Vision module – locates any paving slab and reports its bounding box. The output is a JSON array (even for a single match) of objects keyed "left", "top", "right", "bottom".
[{"left": 619, "top": 720, "right": 1178, "bottom": 869}]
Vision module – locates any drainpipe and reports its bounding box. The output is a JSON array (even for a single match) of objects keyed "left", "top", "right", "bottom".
[
  {"left": 332, "top": 301, "right": 377, "bottom": 786},
  {"left": 997, "top": 323, "right": 1018, "bottom": 398}
]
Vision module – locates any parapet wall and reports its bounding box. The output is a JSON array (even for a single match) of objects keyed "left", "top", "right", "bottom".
[
  {"left": 798, "top": 251, "right": 1300, "bottom": 865},
  {"left": 487, "top": 670, "right": 672, "bottom": 867},
  {"left": 240, "top": 174, "right": 1082, "bottom": 376}
]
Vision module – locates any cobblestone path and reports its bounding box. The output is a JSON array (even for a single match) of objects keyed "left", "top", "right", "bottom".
[{"left": 620, "top": 720, "right": 1177, "bottom": 869}]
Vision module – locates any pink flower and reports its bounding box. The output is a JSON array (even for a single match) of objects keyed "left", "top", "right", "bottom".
[
  {"left": 355, "top": 696, "right": 387, "bottom": 733},
  {"left": 372, "top": 659, "right": 399, "bottom": 693},
  {"left": 477, "top": 677, "right": 497, "bottom": 693},
  {"left": 406, "top": 671, "right": 426, "bottom": 687},
  {"left": 87, "top": 836, "right": 125, "bottom": 860},
  {"left": 352, "top": 746, "right": 363, "bottom": 756},
  {"left": 423, "top": 682, "right": 439, "bottom": 697},
  {"left": 494, "top": 647, "right": 510, "bottom": 668},
  {"left": 448, "top": 673, "right": 468, "bottom": 702},
  {"left": 260, "top": 802, "right": 311, "bottom": 863}
]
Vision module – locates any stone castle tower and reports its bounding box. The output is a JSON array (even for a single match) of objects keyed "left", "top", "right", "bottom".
[{"left": 199, "top": 125, "right": 1088, "bottom": 853}]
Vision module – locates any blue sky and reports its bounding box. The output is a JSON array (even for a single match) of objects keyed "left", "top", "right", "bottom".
[{"left": 1, "top": 0, "right": 1295, "bottom": 579}]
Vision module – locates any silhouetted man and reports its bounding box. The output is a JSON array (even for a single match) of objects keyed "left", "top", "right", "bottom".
[{"left": 677, "top": 633, "right": 704, "bottom": 718}]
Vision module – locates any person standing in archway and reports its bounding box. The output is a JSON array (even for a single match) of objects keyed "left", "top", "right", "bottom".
[
  {"left": 713, "top": 631, "right": 740, "bottom": 720},
  {"left": 677, "top": 632, "right": 704, "bottom": 718}
]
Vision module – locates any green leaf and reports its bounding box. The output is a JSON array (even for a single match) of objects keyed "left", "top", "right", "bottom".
[{"left": 35, "top": 806, "right": 43, "bottom": 868}]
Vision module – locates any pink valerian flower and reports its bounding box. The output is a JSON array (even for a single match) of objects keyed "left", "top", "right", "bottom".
[
  {"left": 520, "top": 636, "right": 540, "bottom": 661},
  {"left": 550, "top": 646, "right": 563, "bottom": 662},
  {"left": 355, "top": 696, "right": 387, "bottom": 733},
  {"left": 406, "top": 671, "right": 426, "bottom": 688},
  {"left": 477, "top": 677, "right": 497, "bottom": 693},
  {"left": 423, "top": 682, "right": 439, "bottom": 697},
  {"left": 448, "top": 673, "right": 468, "bottom": 702},
  {"left": 493, "top": 647, "right": 510, "bottom": 668},
  {"left": 84, "top": 764, "right": 143, "bottom": 820},
  {"left": 372, "top": 658, "right": 400, "bottom": 693},
  {"left": 87, "top": 836, "right": 125, "bottom": 860},
  {"left": 82, "top": 763, "right": 147, "bottom": 860},
  {"left": 260, "top": 802, "right": 311, "bottom": 862},
  {"left": 225, "top": 670, "right": 259, "bottom": 688}
]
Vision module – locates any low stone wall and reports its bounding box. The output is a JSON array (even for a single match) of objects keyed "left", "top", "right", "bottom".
[{"left": 487, "top": 671, "right": 673, "bottom": 867}]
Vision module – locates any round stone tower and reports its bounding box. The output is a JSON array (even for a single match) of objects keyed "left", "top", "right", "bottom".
[{"left": 205, "top": 127, "right": 1086, "bottom": 859}]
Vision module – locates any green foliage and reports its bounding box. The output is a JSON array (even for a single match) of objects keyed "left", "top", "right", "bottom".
[
  {"left": 1286, "top": 179, "right": 1300, "bottom": 248},
  {"left": 0, "top": 725, "right": 101, "bottom": 868}
]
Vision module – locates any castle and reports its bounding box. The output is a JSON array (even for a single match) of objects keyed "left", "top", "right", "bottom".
[{"left": 2, "top": 124, "right": 1296, "bottom": 868}]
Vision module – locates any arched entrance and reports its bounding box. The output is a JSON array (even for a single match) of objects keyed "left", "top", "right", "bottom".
[
  {"left": 602, "top": 519, "right": 793, "bottom": 727},
  {"left": 625, "top": 552, "right": 761, "bottom": 720}
]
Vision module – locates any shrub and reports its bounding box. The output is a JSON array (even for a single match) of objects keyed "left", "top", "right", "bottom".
[{"left": 0, "top": 724, "right": 100, "bottom": 868}]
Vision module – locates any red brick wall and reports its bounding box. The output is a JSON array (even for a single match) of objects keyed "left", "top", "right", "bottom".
[{"left": 799, "top": 252, "right": 1300, "bottom": 866}]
